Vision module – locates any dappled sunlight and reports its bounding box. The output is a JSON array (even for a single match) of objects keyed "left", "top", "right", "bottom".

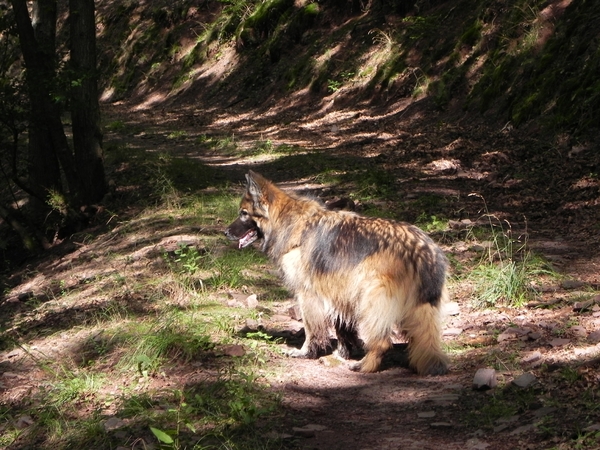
[{"left": 2, "top": 0, "right": 600, "bottom": 448}]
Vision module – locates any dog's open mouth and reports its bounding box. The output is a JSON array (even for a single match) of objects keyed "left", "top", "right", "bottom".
[{"left": 238, "top": 228, "right": 259, "bottom": 249}]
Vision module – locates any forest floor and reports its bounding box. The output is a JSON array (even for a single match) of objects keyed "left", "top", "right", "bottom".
[
  {"left": 121, "top": 93, "right": 600, "bottom": 449},
  {"left": 2, "top": 91, "right": 600, "bottom": 450}
]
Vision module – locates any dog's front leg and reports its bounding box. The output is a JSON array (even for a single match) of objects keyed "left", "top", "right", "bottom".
[{"left": 288, "top": 292, "right": 330, "bottom": 359}]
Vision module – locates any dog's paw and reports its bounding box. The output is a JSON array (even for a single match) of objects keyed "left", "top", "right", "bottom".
[
  {"left": 287, "top": 348, "right": 309, "bottom": 358},
  {"left": 333, "top": 349, "right": 350, "bottom": 361},
  {"left": 348, "top": 361, "right": 362, "bottom": 372}
]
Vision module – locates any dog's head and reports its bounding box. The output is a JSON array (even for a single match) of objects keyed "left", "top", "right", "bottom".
[{"left": 224, "top": 171, "right": 271, "bottom": 249}]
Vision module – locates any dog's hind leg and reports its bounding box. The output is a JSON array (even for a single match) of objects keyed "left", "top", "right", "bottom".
[
  {"left": 288, "top": 293, "right": 330, "bottom": 359},
  {"left": 349, "top": 338, "right": 392, "bottom": 373},
  {"left": 347, "top": 283, "right": 397, "bottom": 372},
  {"left": 334, "top": 317, "right": 360, "bottom": 360}
]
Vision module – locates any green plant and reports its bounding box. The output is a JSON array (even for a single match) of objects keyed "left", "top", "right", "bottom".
[
  {"left": 105, "top": 120, "right": 126, "bottom": 131},
  {"left": 173, "top": 244, "right": 204, "bottom": 276},
  {"left": 167, "top": 130, "right": 188, "bottom": 140},
  {"left": 467, "top": 195, "right": 554, "bottom": 308},
  {"left": 416, "top": 214, "right": 448, "bottom": 233},
  {"left": 149, "top": 390, "right": 196, "bottom": 450}
]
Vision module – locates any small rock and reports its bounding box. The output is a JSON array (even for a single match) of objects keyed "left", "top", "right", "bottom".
[
  {"left": 466, "top": 438, "right": 490, "bottom": 449},
  {"left": 318, "top": 355, "right": 342, "bottom": 367},
  {"left": 570, "top": 325, "right": 587, "bottom": 338},
  {"left": 288, "top": 304, "right": 302, "bottom": 320},
  {"left": 430, "top": 422, "right": 453, "bottom": 428},
  {"left": 245, "top": 318, "right": 259, "bottom": 331},
  {"left": 449, "top": 219, "right": 473, "bottom": 230},
  {"left": 473, "top": 368, "right": 497, "bottom": 390},
  {"left": 222, "top": 344, "right": 245, "bottom": 357},
  {"left": 573, "top": 300, "right": 595, "bottom": 312},
  {"left": 583, "top": 423, "right": 600, "bottom": 432},
  {"left": 246, "top": 294, "right": 259, "bottom": 308},
  {"left": 443, "top": 301, "right": 461, "bottom": 316},
  {"left": 270, "top": 314, "right": 291, "bottom": 322},
  {"left": 509, "top": 424, "right": 535, "bottom": 435},
  {"left": 527, "top": 332, "right": 542, "bottom": 340},
  {"left": 588, "top": 331, "right": 600, "bottom": 344},
  {"left": 15, "top": 415, "right": 34, "bottom": 429},
  {"left": 497, "top": 327, "right": 529, "bottom": 342},
  {"left": 103, "top": 417, "right": 126, "bottom": 431},
  {"left": 562, "top": 280, "right": 586, "bottom": 290},
  {"left": 533, "top": 406, "right": 557, "bottom": 418},
  {"left": 418, "top": 411, "right": 436, "bottom": 418},
  {"left": 549, "top": 338, "right": 571, "bottom": 347},
  {"left": 443, "top": 327, "right": 463, "bottom": 336},
  {"left": 512, "top": 372, "right": 537, "bottom": 388},
  {"left": 520, "top": 351, "right": 543, "bottom": 367}
]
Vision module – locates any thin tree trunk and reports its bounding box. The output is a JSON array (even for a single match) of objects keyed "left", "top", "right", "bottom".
[
  {"left": 10, "top": 0, "right": 80, "bottom": 207},
  {"left": 69, "top": 0, "right": 107, "bottom": 204}
]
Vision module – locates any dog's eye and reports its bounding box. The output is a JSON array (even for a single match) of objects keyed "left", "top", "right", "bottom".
[{"left": 240, "top": 210, "right": 249, "bottom": 217}]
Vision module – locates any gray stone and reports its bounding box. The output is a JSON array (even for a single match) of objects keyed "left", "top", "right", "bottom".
[
  {"left": 533, "top": 407, "right": 557, "bottom": 418},
  {"left": 549, "top": 338, "right": 571, "bottom": 347},
  {"left": 588, "top": 331, "right": 600, "bottom": 343},
  {"left": 465, "top": 438, "right": 490, "bottom": 449},
  {"left": 221, "top": 344, "right": 245, "bottom": 357},
  {"left": 583, "top": 423, "right": 600, "bottom": 432},
  {"left": 288, "top": 304, "right": 302, "bottom": 320},
  {"left": 103, "top": 417, "right": 126, "bottom": 431},
  {"left": 443, "top": 301, "right": 461, "bottom": 316},
  {"left": 443, "top": 327, "right": 463, "bottom": 336},
  {"left": 15, "top": 415, "right": 34, "bottom": 429},
  {"left": 473, "top": 368, "right": 497, "bottom": 390},
  {"left": 510, "top": 424, "right": 535, "bottom": 435},
  {"left": 562, "top": 280, "right": 586, "bottom": 290},
  {"left": 512, "top": 372, "right": 537, "bottom": 388},
  {"left": 520, "top": 351, "right": 543, "bottom": 367},
  {"left": 246, "top": 294, "right": 259, "bottom": 308},
  {"left": 418, "top": 411, "right": 436, "bottom": 418},
  {"left": 570, "top": 325, "right": 587, "bottom": 337}
]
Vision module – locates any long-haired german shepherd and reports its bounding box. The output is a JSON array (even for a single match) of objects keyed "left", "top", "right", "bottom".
[{"left": 225, "top": 171, "right": 449, "bottom": 375}]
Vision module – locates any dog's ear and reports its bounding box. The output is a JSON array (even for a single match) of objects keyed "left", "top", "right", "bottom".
[{"left": 245, "top": 171, "right": 266, "bottom": 200}]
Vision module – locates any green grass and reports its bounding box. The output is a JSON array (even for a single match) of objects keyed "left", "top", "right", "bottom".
[
  {"left": 0, "top": 149, "right": 289, "bottom": 449},
  {"left": 464, "top": 196, "right": 556, "bottom": 308}
]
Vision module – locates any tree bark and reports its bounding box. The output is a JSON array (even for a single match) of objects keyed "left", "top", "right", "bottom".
[
  {"left": 69, "top": 0, "right": 107, "bottom": 204},
  {"left": 10, "top": 0, "right": 80, "bottom": 206}
]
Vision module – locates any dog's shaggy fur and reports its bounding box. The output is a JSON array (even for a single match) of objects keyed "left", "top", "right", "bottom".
[{"left": 225, "top": 171, "right": 449, "bottom": 375}]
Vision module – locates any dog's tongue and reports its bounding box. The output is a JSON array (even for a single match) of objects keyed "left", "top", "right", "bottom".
[{"left": 238, "top": 228, "right": 258, "bottom": 249}]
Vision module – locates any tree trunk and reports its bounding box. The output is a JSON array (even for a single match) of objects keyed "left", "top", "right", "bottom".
[
  {"left": 69, "top": 0, "right": 107, "bottom": 204},
  {"left": 10, "top": 0, "right": 80, "bottom": 207}
]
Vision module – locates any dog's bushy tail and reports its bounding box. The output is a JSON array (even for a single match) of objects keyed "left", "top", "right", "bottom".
[{"left": 405, "top": 285, "right": 449, "bottom": 375}]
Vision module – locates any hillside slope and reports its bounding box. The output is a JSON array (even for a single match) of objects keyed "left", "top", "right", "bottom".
[{"left": 97, "top": 0, "right": 600, "bottom": 139}]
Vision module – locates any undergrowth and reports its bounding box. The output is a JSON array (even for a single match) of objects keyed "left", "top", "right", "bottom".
[{"left": 465, "top": 195, "right": 555, "bottom": 309}]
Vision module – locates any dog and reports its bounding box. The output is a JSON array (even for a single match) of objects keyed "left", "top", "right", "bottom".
[{"left": 225, "top": 171, "right": 449, "bottom": 375}]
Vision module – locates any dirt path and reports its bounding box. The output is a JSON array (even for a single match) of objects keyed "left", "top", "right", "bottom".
[
  {"left": 95, "top": 96, "right": 600, "bottom": 449},
  {"left": 2, "top": 96, "right": 598, "bottom": 449}
]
